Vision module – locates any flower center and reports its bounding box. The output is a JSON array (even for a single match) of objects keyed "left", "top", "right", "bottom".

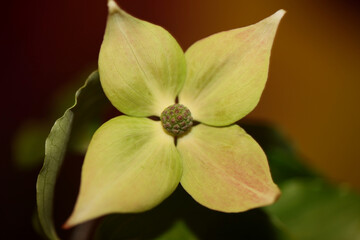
[{"left": 160, "top": 104, "right": 193, "bottom": 136}]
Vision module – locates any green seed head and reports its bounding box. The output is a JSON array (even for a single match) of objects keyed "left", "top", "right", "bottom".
[{"left": 161, "top": 104, "right": 193, "bottom": 136}]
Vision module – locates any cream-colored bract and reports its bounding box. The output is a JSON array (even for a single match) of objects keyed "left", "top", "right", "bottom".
[
  {"left": 178, "top": 124, "right": 280, "bottom": 212},
  {"left": 99, "top": 1, "right": 186, "bottom": 117},
  {"left": 64, "top": 116, "right": 182, "bottom": 227},
  {"left": 65, "top": 0, "right": 285, "bottom": 228},
  {"left": 180, "top": 10, "right": 285, "bottom": 126}
]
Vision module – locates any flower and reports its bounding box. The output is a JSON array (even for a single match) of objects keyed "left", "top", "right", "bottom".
[{"left": 64, "top": 0, "right": 285, "bottom": 228}]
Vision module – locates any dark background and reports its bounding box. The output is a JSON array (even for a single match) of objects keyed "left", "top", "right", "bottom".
[{"left": 2, "top": 0, "right": 360, "bottom": 238}]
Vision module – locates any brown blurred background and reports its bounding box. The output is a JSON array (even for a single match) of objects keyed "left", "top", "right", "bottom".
[{"left": 2, "top": 0, "right": 360, "bottom": 238}]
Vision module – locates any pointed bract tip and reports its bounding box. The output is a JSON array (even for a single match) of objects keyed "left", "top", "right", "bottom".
[
  {"left": 62, "top": 221, "right": 71, "bottom": 230},
  {"left": 274, "top": 187, "right": 282, "bottom": 202},
  {"left": 272, "top": 9, "right": 286, "bottom": 20},
  {"left": 107, "top": 0, "right": 120, "bottom": 14},
  {"left": 262, "top": 185, "right": 281, "bottom": 208},
  {"left": 261, "top": 9, "right": 286, "bottom": 26},
  {"left": 62, "top": 215, "right": 78, "bottom": 229}
]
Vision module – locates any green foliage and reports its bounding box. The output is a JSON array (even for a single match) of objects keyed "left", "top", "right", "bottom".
[
  {"left": 37, "top": 108, "right": 73, "bottom": 240},
  {"left": 267, "top": 179, "right": 360, "bottom": 240},
  {"left": 36, "top": 71, "right": 109, "bottom": 240},
  {"left": 13, "top": 70, "right": 100, "bottom": 171}
]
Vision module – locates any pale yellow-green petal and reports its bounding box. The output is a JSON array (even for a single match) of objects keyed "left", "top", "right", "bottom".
[
  {"left": 177, "top": 124, "right": 280, "bottom": 212},
  {"left": 179, "top": 10, "right": 285, "bottom": 126},
  {"left": 99, "top": 0, "right": 186, "bottom": 117},
  {"left": 64, "top": 116, "right": 182, "bottom": 227}
]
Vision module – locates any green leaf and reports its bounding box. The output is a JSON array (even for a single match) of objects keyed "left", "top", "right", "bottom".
[
  {"left": 36, "top": 71, "right": 109, "bottom": 240},
  {"left": 36, "top": 109, "right": 73, "bottom": 240},
  {"left": 266, "top": 179, "right": 360, "bottom": 240}
]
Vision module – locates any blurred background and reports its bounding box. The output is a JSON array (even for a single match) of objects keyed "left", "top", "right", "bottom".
[{"left": 2, "top": 0, "right": 360, "bottom": 238}]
